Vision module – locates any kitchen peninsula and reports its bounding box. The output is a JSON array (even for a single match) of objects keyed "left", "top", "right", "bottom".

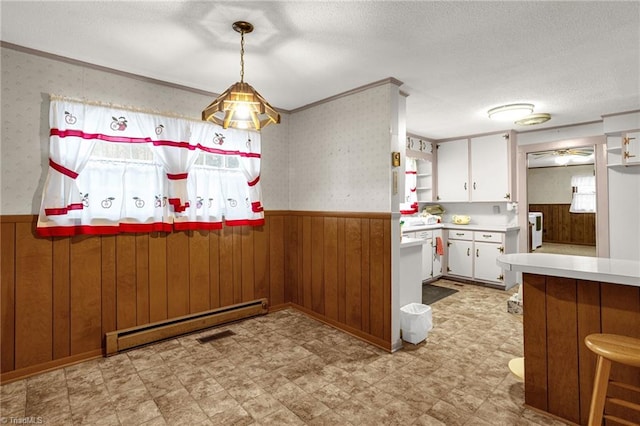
[{"left": 497, "top": 253, "right": 640, "bottom": 425}]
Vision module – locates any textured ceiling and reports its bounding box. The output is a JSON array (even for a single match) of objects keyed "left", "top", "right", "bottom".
[{"left": 1, "top": 1, "right": 639, "bottom": 139}]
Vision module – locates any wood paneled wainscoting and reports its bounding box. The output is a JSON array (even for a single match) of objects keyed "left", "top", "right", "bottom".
[
  {"left": 523, "top": 274, "right": 640, "bottom": 425},
  {"left": 0, "top": 211, "right": 392, "bottom": 382},
  {"left": 528, "top": 203, "right": 596, "bottom": 245}
]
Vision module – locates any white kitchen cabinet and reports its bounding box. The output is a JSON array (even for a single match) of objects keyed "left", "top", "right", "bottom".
[
  {"left": 432, "top": 229, "right": 443, "bottom": 279},
  {"left": 443, "top": 228, "right": 518, "bottom": 288},
  {"left": 436, "top": 139, "right": 468, "bottom": 202},
  {"left": 437, "top": 133, "right": 515, "bottom": 202},
  {"left": 474, "top": 241, "right": 504, "bottom": 283},
  {"left": 622, "top": 130, "right": 640, "bottom": 166},
  {"left": 415, "top": 230, "right": 433, "bottom": 280},
  {"left": 470, "top": 134, "right": 511, "bottom": 201},
  {"left": 402, "top": 228, "right": 444, "bottom": 282},
  {"left": 446, "top": 231, "right": 473, "bottom": 278},
  {"left": 415, "top": 159, "right": 433, "bottom": 202}
]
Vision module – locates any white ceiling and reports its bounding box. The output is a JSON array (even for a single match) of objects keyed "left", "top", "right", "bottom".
[{"left": 2, "top": 1, "right": 639, "bottom": 139}]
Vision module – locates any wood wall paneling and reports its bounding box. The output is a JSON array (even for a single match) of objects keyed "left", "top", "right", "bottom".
[
  {"left": 600, "top": 283, "right": 640, "bottom": 423},
  {"left": 523, "top": 273, "right": 548, "bottom": 411},
  {"left": 52, "top": 237, "right": 70, "bottom": 360},
  {"left": 323, "top": 217, "right": 338, "bottom": 321},
  {"left": 14, "top": 223, "right": 53, "bottom": 369},
  {"left": 70, "top": 236, "right": 102, "bottom": 355},
  {"left": 189, "top": 231, "right": 211, "bottom": 314},
  {"left": 207, "top": 230, "right": 220, "bottom": 309},
  {"left": 337, "top": 218, "right": 346, "bottom": 324},
  {"left": 311, "top": 217, "right": 325, "bottom": 315},
  {"left": 116, "top": 235, "right": 137, "bottom": 329},
  {"left": 524, "top": 274, "right": 640, "bottom": 425},
  {"left": 1, "top": 212, "right": 393, "bottom": 381},
  {"left": 382, "top": 219, "right": 391, "bottom": 342},
  {"left": 254, "top": 222, "right": 270, "bottom": 302},
  {"left": 545, "top": 277, "right": 580, "bottom": 423},
  {"left": 166, "top": 232, "right": 190, "bottom": 317},
  {"left": 369, "top": 219, "right": 384, "bottom": 339},
  {"left": 266, "top": 218, "right": 283, "bottom": 306},
  {"left": 232, "top": 227, "right": 243, "bottom": 304},
  {"left": 241, "top": 227, "right": 255, "bottom": 303},
  {"left": 528, "top": 204, "right": 596, "bottom": 245},
  {"left": 148, "top": 233, "right": 168, "bottom": 322},
  {"left": 360, "top": 219, "right": 371, "bottom": 334},
  {"left": 576, "top": 280, "right": 601, "bottom": 425},
  {"left": 1, "top": 223, "right": 16, "bottom": 372},
  {"left": 101, "top": 236, "right": 117, "bottom": 337},
  {"left": 135, "top": 234, "right": 150, "bottom": 325},
  {"left": 302, "top": 216, "right": 312, "bottom": 310},
  {"left": 345, "top": 218, "right": 362, "bottom": 330}
]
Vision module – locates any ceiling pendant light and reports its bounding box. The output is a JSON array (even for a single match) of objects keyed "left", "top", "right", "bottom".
[
  {"left": 487, "top": 103, "right": 534, "bottom": 121},
  {"left": 202, "top": 21, "right": 280, "bottom": 131}
]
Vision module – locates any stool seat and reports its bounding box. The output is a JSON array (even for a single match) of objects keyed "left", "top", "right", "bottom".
[
  {"left": 585, "top": 334, "right": 640, "bottom": 368},
  {"left": 508, "top": 357, "right": 525, "bottom": 381},
  {"left": 584, "top": 333, "right": 640, "bottom": 426}
]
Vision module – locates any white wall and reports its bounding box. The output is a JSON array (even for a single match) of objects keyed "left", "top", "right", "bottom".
[
  {"left": 0, "top": 46, "right": 290, "bottom": 214},
  {"left": 288, "top": 83, "right": 394, "bottom": 212},
  {"left": 527, "top": 164, "right": 594, "bottom": 204}
]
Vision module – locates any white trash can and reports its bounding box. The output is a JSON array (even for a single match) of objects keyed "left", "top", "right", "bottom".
[{"left": 400, "top": 303, "right": 433, "bottom": 344}]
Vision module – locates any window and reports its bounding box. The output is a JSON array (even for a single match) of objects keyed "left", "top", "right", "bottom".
[
  {"left": 570, "top": 174, "right": 596, "bottom": 213},
  {"left": 37, "top": 99, "right": 264, "bottom": 236}
]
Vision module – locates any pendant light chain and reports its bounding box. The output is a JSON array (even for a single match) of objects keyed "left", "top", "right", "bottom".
[{"left": 240, "top": 30, "right": 245, "bottom": 83}]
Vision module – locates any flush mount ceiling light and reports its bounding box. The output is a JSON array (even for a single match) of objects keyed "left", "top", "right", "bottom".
[
  {"left": 515, "top": 113, "right": 552, "bottom": 126},
  {"left": 202, "top": 21, "right": 280, "bottom": 131},
  {"left": 487, "top": 103, "right": 534, "bottom": 121}
]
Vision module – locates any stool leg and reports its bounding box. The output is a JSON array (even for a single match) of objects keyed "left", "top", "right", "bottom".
[{"left": 588, "top": 355, "right": 612, "bottom": 426}]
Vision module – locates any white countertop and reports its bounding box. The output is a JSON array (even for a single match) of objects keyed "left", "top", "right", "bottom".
[
  {"left": 402, "top": 222, "right": 520, "bottom": 233},
  {"left": 400, "top": 237, "right": 426, "bottom": 248},
  {"left": 497, "top": 253, "right": 640, "bottom": 287}
]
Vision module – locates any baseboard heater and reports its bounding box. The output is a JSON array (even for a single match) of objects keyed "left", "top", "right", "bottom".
[{"left": 105, "top": 298, "right": 268, "bottom": 356}]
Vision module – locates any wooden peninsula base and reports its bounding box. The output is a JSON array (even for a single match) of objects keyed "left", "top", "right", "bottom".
[{"left": 497, "top": 254, "right": 640, "bottom": 425}]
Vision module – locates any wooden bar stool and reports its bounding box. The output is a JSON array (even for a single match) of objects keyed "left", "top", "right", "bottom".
[{"left": 584, "top": 333, "right": 640, "bottom": 426}]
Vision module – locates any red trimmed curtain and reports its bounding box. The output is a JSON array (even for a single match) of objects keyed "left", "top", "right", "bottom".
[{"left": 37, "top": 99, "right": 264, "bottom": 236}]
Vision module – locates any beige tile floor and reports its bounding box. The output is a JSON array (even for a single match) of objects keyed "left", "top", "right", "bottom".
[{"left": 1, "top": 279, "right": 569, "bottom": 425}]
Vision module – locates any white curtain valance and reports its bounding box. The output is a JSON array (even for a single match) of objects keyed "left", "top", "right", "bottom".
[
  {"left": 570, "top": 174, "right": 596, "bottom": 213},
  {"left": 37, "top": 99, "right": 264, "bottom": 236}
]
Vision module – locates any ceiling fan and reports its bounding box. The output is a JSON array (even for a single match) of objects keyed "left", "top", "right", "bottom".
[{"left": 529, "top": 148, "right": 594, "bottom": 158}]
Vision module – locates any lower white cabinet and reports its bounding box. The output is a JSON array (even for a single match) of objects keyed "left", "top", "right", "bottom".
[
  {"left": 474, "top": 241, "right": 504, "bottom": 282},
  {"left": 446, "top": 230, "right": 473, "bottom": 278},
  {"left": 432, "top": 229, "right": 443, "bottom": 279},
  {"left": 403, "top": 229, "right": 443, "bottom": 281},
  {"left": 445, "top": 229, "right": 518, "bottom": 288}
]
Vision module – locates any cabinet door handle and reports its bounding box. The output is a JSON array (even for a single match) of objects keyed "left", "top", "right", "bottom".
[
  {"left": 476, "top": 249, "right": 479, "bottom": 257},
  {"left": 473, "top": 182, "right": 476, "bottom": 190},
  {"left": 464, "top": 182, "right": 467, "bottom": 190},
  {"left": 624, "top": 151, "right": 636, "bottom": 159},
  {"left": 466, "top": 248, "right": 470, "bottom": 256},
  {"left": 504, "top": 193, "right": 511, "bottom": 200},
  {"left": 498, "top": 246, "right": 505, "bottom": 253}
]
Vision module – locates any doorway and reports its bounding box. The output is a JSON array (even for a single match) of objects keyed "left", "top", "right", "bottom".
[
  {"left": 527, "top": 147, "right": 597, "bottom": 257},
  {"left": 516, "top": 135, "right": 609, "bottom": 258}
]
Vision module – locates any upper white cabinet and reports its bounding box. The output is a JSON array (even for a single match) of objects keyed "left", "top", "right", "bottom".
[
  {"left": 437, "top": 132, "right": 515, "bottom": 202},
  {"left": 470, "top": 134, "right": 511, "bottom": 201},
  {"left": 436, "top": 139, "right": 468, "bottom": 201},
  {"left": 606, "top": 130, "right": 640, "bottom": 168},
  {"left": 406, "top": 136, "right": 435, "bottom": 203},
  {"left": 623, "top": 131, "right": 640, "bottom": 166}
]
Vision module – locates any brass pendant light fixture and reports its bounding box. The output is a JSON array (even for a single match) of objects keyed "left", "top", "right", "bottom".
[{"left": 202, "top": 21, "right": 280, "bottom": 130}]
